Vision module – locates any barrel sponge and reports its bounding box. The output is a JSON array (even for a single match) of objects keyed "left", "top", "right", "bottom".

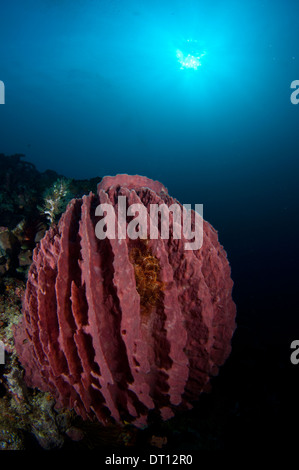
[{"left": 14, "top": 174, "right": 236, "bottom": 427}]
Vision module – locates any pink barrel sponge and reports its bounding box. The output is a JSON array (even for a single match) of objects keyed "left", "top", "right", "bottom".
[{"left": 14, "top": 174, "right": 236, "bottom": 427}]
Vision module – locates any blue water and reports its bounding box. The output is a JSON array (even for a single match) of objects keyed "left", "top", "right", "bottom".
[{"left": 1, "top": 0, "right": 299, "bottom": 343}]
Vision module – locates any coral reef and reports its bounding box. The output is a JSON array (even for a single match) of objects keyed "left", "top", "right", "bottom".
[
  {"left": 0, "top": 278, "right": 75, "bottom": 449},
  {"left": 0, "top": 361, "right": 88, "bottom": 449},
  {"left": 0, "top": 154, "right": 106, "bottom": 449},
  {"left": 0, "top": 153, "right": 58, "bottom": 229},
  {"left": 14, "top": 174, "right": 236, "bottom": 428},
  {"left": 0, "top": 154, "right": 100, "bottom": 278},
  {"left": 0, "top": 278, "right": 25, "bottom": 353}
]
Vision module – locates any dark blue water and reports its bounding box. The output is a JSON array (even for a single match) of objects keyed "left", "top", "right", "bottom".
[{"left": 1, "top": 0, "right": 299, "bottom": 344}]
